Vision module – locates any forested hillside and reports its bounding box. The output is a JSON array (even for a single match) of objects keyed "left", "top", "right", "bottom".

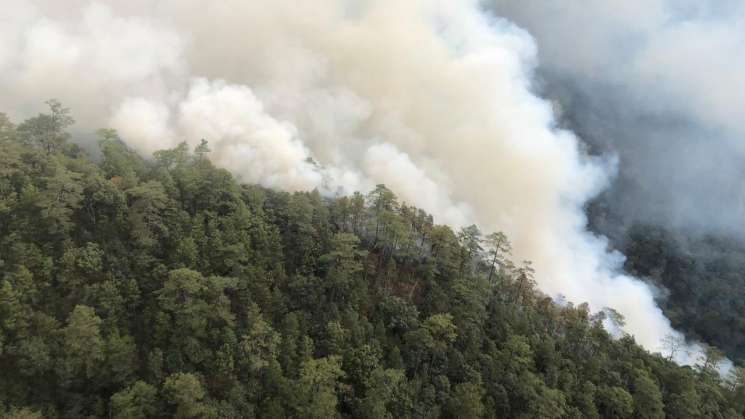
[
  {"left": 589, "top": 188, "right": 745, "bottom": 363},
  {"left": 1, "top": 104, "right": 744, "bottom": 418}
]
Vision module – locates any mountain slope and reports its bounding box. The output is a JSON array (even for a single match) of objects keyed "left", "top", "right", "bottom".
[{"left": 0, "top": 108, "right": 743, "bottom": 418}]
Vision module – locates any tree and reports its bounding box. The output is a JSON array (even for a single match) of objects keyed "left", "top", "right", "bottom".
[
  {"left": 572, "top": 381, "right": 600, "bottom": 419},
  {"left": 17, "top": 99, "right": 74, "bottom": 154},
  {"left": 631, "top": 370, "right": 664, "bottom": 419},
  {"left": 379, "top": 296, "right": 420, "bottom": 335},
  {"left": 110, "top": 381, "right": 158, "bottom": 419},
  {"left": 97, "top": 128, "right": 145, "bottom": 188},
  {"left": 153, "top": 142, "right": 190, "bottom": 171},
  {"left": 513, "top": 260, "right": 536, "bottom": 304},
  {"left": 0, "top": 113, "right": 16, "bottom": 143},
  {"left": 596, "top": 386, "right": 634, "bottom": 419},
  {"left": 457, "top": 224, "right": 482, "bottom": 278},
  {"left": 0, "top": 114, "right": 21, "bottom": 219},
  {"left": 156, "top": 269, "right": 236, "bottom": 366},
  {"left": 343, "top": 343, "right": 381, "bottom": 392},
  {"left": 423, "top": 313, "right": 457, "bottom": 345},
  {"left": 60, "top": 305, "right": 104, "bottom": 382},
  {"left": 239, "top": 316, "right": 281, "bottom": 373},
  {"left": 726, "top": 366, "right": 745, "bottom": 392},
  {"left": 484, "top": 231, "right": 511, "bottom": 284},
  {"left": 163, "top": 373, "right": 217, "bottom": 419},
  {"left": 103, "top": 329, "right": 138, "bottom": 387},
  {"left": 727, "top": 366, "right": 745, "bottom": 415},
  {"left": 194, "top": 139, "right": 211, "bottom": 159},
  {"left": 37, "top": 162, "right": 84, "bottom": 235},
  {"left": 661, "top": 333, "right": 687, "bottom": 362},
  {"left": 127, "top": 181, "right": 171, "bottom": 247},
  {"left": 321, "top": 233, "right": 367, "bottom": 276},
  {"left": 295, "top": 356, "right": 345, "bottom": 419},
  {"left": 446, "top": 382, "right": 485, "bottom": 419},
  {"left": 697, "top": 344, "right": 726, "bottom": 377},
  {"left": 321, "top": 233, "right": 368, "bottom": 307},
  {"left": 356, "top": 368, "right": 408, "bottom": 419},
  {"left": 367, "top": 184, "right": 398, "bottom": 248}
]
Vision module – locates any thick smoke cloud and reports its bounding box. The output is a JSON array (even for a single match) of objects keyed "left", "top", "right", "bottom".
[
  {"left": 491, "top": 0, "right": 745, "bottom": 237},
  {"left": 0, "top": 0, "right": 702, "bottom": 363}
]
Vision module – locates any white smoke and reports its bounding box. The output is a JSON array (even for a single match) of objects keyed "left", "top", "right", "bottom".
[{"left": 0, "top": 0, "right": 701, "bottom": 364}]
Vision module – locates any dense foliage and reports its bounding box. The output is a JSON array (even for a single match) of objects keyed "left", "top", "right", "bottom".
[
  {"left": 622, "top": 225, "right": 745, "bottom": 363},
  {"left": 1, "top": 103, "right": 744, "bottom": 418}
]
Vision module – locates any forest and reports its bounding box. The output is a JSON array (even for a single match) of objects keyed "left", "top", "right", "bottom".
[
  {"left": 589, "top": 191, "right": 745, "bottom": 363},
  {"left": 1, "top": 102, "right": 744, "bottom": 418}
]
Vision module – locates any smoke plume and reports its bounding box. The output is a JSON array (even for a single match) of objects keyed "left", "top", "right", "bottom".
[
  {"left": 491, "top": 0, "right": 745, "bottom": 237},
  {"left": 0, "top": 0, "right": 702, "bottom": 363}
]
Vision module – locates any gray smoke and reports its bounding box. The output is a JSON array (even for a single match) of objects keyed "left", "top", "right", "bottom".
[
  {"left": 491, "top": 0, "right": 745, "bottom": 237},
  {"left": 0, "top": 0, "right": 710, "bottom": 364}
]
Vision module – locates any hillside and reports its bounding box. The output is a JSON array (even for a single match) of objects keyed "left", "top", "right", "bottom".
[
  {"left": 588, "top": 186, "right": 745, "bottom": 363},
  {"left": 1, "top": 106, "right": 744, "bottom": 418}
]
